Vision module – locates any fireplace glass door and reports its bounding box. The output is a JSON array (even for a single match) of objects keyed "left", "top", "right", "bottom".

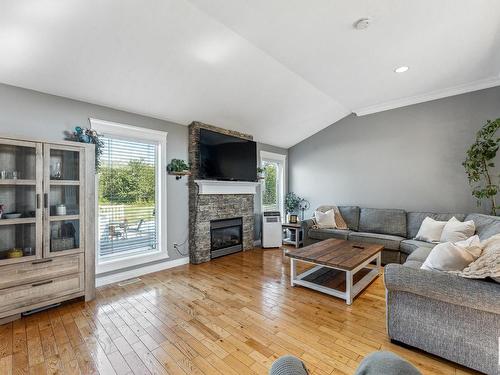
[{"left": 210, "top": 217, "right": 243, "bottom": 258}]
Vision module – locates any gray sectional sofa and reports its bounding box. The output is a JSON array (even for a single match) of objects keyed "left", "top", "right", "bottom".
[
  {"left": 301, "top": 205, "right": 493, "bottom": 264},
  {"left": 302, "top": 207, "right": 500, "bottom": 374}
]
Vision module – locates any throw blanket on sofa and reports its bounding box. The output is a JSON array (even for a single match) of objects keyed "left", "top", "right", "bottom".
[
  {"left": 447, "top": 233, "right": 500, "bottom": 283},
  {"left": 312, "top": 205, "right": 348, "bottom": 230}
]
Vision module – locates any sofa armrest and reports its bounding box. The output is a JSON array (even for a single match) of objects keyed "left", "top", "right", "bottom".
[
  {"left": 384, "top": 264, "right": 500, "bottom": 314},
  {"left": 301, "top": 219, "right": 315, "bottom": 237}
]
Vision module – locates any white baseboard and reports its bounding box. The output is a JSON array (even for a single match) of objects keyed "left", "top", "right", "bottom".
[{"left": 96, "top": 257, "right": 189, "bottom": 287}]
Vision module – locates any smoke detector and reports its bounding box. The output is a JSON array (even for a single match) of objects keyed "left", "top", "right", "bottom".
[{"left": 354, "top": 18, "right": 372, "bottom": 30}]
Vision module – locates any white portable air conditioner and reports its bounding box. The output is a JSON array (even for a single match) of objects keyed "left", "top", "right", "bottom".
[{"left": 262, "top": 211, "right": 282, "bottom": 248}]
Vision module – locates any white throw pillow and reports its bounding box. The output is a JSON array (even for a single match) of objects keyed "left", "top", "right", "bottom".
[
  {"left": 421, "top": 235, "right": 482, "bottom": 272},
  {"left": 440, "top": 217, "right": 475, "bottom": 242},
  {"left": 415, "top": 217, "right": 447, "bottom": 243},
  {"left": 314, "top": 209, "right": 336, "bottom": 229}
]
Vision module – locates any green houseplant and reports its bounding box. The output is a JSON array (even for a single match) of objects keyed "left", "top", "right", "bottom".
[
  {"left": 462, "top": 118, "right": 500, "bottom": 215},
  {"left": 285, "top": 192, "right": 302, "bottom": 223},
  {"left": 167, "top": 159, "right": 191, "bottom": 179}
]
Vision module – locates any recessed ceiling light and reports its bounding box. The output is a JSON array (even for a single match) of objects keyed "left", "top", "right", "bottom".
[{"left": 394, "top": 66, "right": 409, "bottom": 73}]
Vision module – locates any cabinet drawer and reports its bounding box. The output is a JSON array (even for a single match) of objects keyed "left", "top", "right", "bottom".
[
  {"left": 0, "top": 254, "right": 83, "bottom": 290},
  {"left": 0, "top": 273, "right": 84, "bottom": 315}
]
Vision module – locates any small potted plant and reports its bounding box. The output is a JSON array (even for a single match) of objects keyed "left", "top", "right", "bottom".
[
  {"left": 167, "top": 159, "right": 191, "bottom": 180},
  {"left": 66, "top": 126, "right": 104, "bottom": 171},
  {"left": 257, "top": 167, "right": 265, "bottom": 180},
  {"left": 285, "top": 192, "right": 302, "bottom": 223}
]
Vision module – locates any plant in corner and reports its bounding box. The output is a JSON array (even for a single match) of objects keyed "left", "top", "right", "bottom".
[{"left": 462, "top": 118, "right": 500, "bottom": 215}]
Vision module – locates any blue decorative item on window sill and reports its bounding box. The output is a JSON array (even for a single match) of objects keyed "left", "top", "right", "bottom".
[{"left": 65, "top": 126, "right": 103, "bottom": 171}]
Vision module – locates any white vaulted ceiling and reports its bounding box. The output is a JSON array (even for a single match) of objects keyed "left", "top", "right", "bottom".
[{"left": 1, "top": 0, "right": 499, "bottom": 147}]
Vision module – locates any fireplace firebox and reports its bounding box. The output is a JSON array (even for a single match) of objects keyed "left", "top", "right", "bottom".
[{"left": 210, "top": 217, "right": 243, "bottom": 258}]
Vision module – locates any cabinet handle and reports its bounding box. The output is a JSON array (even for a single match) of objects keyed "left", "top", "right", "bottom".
[
  {"left": 36, "top": 194, "right": 41, "bottom": 209},
  {"left": 44, "top": 193, "right": 48, "bottom": 208},
  {"left": 32, "top": 259, "right": 53, "bottom": 265},
  {"left": 32, "top": 280, "right": 53, "bottom": 287}
]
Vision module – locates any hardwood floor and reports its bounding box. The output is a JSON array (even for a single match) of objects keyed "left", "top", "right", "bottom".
[{"left": 0, "top": 248, "right": 480, "bottom": 375}]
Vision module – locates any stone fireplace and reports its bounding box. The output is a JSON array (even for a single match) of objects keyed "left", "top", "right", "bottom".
[{"left": 188, "top": 122, "right": 255, "bottom": 264}]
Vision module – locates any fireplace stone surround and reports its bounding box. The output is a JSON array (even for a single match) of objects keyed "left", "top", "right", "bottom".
[{"left": 188, "top": 122, "right": 255, "bottom": 264}]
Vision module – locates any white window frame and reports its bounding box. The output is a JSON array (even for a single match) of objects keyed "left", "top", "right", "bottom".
[
  {"left": 260, "top": 150, "right": 286, "bottom": 218},
  {"left": 90, "top": 118, "right": 168, "bottom": 274}
]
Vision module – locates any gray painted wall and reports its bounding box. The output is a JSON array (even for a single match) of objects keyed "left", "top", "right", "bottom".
[
  {"left": 289, "top": 86, "right": 500, "bottom": 217},
  {"left": 0, "top": 83, "right": 191, "bottom": 272},
  {"left": 0, "top": 83, "right": 288, "bottom": 273}
]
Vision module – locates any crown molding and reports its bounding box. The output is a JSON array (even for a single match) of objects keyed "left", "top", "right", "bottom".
[{"left": 353, "top": 75, "right": 500, "bottom": 116}]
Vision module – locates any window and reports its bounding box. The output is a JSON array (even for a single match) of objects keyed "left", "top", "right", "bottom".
[
  {"left": 90, "top": 119, "right": 167, "bottom": 274},
  {"left": 260, "top": 151, "right": 286, "bottom": 217}
]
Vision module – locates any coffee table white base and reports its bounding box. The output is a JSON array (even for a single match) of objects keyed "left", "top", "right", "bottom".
[{"left": 290, "top": 252, "right": 381, "bottom": 305}]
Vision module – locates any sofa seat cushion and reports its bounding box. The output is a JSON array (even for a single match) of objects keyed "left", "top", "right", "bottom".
[
  {"left": 348, "top": 232, "right": 405, "bottom": 250},
  {"left": 464, "top": 213, "right": 500, "bottom": 240},
  {"left": 400, "top": 239, "right": 436, "bottom": 255},
  {"left": 406, "top": 247, "right": 432, "bottom": 263},
  {"left": 308, "top": 228, "right": 351, "bottom": 241},
  {"left": 359, "top": 208, "right": 407, "bottom": 237}
]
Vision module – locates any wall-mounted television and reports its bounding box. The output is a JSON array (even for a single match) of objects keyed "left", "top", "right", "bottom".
[{"left": 199, "top": 128, "right": 257, "bottom": 182}]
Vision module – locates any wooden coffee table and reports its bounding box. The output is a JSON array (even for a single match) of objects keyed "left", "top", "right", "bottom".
[{"left": 286, "top": 238, "right": 383, "bottom": 304}]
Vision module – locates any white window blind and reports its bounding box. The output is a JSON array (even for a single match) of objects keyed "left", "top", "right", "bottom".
[{"left": 98, "top": 137, "right": 158, "bottom": 259}]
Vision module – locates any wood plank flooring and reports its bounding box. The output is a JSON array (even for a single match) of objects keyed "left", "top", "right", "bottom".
[{"left": 0, "top": 248, "right": 480, "bottom": 375}]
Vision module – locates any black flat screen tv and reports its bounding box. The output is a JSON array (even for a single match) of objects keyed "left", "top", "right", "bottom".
[{"left": 199, "top": 128, "right": 257, "bottom": 182}]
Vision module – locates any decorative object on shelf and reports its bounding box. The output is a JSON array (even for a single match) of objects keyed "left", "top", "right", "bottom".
[
  {"left": 4, "top": 212, "right": 22, "bottom": 219},
  {"left": 285, "top": 192, "right": 303, "bottom": 223},
  {"left": 23, "top": 247, "right": 34, "bottom": 256},
  {"left": 7, "top": 248, "right": 23, "bottom": 258},
  {"left": 55, "top": 204, "right": 67, "bottom": 216},
  {"left": 66, "top": 126, "right": 103, "bottom": 171},
  {"left": 0, "top": 204, "right": 4, "bottom": 219},
  {"left": 257, "top": 167, "right": 265, "bottom": 180},
  {"left": 51, "top": 161, "right": 62, "bottom": 179},
  {"left": 463, "top": 118, "right": 499, "bottom": 215},
  {"left": 0, "top": 170, "right": 6, "bottom": 179},
  {"left": 11, "top": 171, "right": 19, "bottom": 179},
  {"left": 167, "top": 158, "right": 191, "bottom": 180},
  {"left": 298, "top": 199, "right": 310, "bottom": 221}
]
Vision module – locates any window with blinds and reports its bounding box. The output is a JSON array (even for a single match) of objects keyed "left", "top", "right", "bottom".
[{"left": 98, "top": 137, "right": 158, "bottom": 259}]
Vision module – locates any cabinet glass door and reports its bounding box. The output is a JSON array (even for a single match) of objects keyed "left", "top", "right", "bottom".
[
  {"left": 0, "top": 139, "right": 43, "bottom": 264},
  {"left": 44, "top": 144, "right": 84, "bottom": 257}
]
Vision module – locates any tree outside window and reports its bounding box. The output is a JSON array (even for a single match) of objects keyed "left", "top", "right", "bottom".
[{"left": 262, "top": 161, "right": 278, "bottom": 211}]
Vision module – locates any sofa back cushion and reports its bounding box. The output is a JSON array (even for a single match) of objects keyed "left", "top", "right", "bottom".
[
  {"left": 465, "top": 213, "right": 500, "bottom": 240},
  {"left": 339, "top": 206, "right": 360, "bottom": 231},
  {"left": 407, "top": 212, "right": 466, "bottom": 239},
  {"left": 359, "top": 208, "right": 406, "bottom": 237}
]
